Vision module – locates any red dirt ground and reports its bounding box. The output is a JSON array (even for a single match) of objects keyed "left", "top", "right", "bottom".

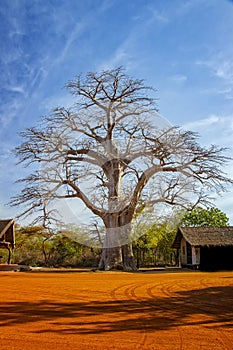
[{"left": 0, "top": 270, "right": 232, "bottom": 350}]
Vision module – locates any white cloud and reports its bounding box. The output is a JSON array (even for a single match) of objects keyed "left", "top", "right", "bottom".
[
  {"left": 151, "top": 9, "right": 169, "bottom": 23},
  {"left": 196, "top": 58, "right": 233, "bottom": 99},
  {"left": 98, "top": 47, "right": 132, "bottom": 71},
  {"left": 97, "top": 5, "right": 168, "bottom": 72},
  {"left": 182, "top": 114, "right": 233, "bottom": 157},
  {"left": 215, "top": 61, "right": 233, "bottom": 81},
  {"left": 198, "top": 87, "right": 233, "bottom": 99},
  {"left": 8, "top": 85, "right": 25, "bottom": 95},
  {"left": 215, "top": 190, "right": 233, "bottom": 225},
  {"left": 53, "top": 21, "right": 88, "bottom": 67},
  {"left": 43, "top": 93, "right": 75, "bottom": 111},
  {"left": 170, "top": 74, "right": 187, "bottom": 83},
  {"left": 0, "top": 100, "right": 23, "bottom": 128},
  {"left": 183, "top": 114, "right": 219, "bottom": 130},
  {"left": 183, "top": 113, "right": 233, "bottom": 224}
]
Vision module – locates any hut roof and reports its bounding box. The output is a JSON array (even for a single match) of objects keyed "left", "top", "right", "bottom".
[
  {"left": 172, "top": 226, "right": 233, "bottom": 249},
  {"left": 0, "top": 219, "right": 14, "bottom": 239}
]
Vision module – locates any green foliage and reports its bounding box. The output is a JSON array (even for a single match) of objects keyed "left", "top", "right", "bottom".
[
  {"left": 133, "top": 221, "right": 177, "bottom": 267},
  {"left": 13, "top": 225, "right": 49, "bottom": 266},
  {"left": 12, "top": 224, "right": 101, "bottom": 267},
  {"left": 49, "top": 235, "right": 100, "bottom": 267},
  {"left": 181, "top": 207, "right": 229, "bottom": 227},
  {"left": 0, "top": 249, "right": 9, "bottom": 264}
]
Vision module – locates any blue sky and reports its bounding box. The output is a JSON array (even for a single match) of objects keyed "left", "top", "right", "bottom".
[{"left": 0, "top": 0, "right": 233, "bottom": 224}]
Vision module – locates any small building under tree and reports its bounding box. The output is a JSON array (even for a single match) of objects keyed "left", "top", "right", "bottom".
[
  {"left": 0, "top": 219, "right": 15, "bottom": 264},
  {"left": 172, "top": 226, "right": 233, "bottom": 271}
]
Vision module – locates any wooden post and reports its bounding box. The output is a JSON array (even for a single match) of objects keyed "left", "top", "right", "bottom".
[{"left": 7, "top": 246, "right": 12, "bottom": 264}]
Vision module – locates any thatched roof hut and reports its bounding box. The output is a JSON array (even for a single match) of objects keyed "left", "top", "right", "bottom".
[{"left": 172, "top": 226, "right": 233, "bottom": 271}]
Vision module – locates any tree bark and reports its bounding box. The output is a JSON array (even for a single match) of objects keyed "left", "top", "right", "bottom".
[
  {"left": 98, "top": 246, "right": 123, "bottom": 270},
  {"left": 122, "top": 244, "right": 137, "bottom": 271},
  {"left": 98, "top": 217, "right": 137, "bottom": 271},
  {"left": 98, "top": 210, "right": 138, "bottom": 271},
  {"left": 98, "top": 244, "right": 137, "bottom": 271}
]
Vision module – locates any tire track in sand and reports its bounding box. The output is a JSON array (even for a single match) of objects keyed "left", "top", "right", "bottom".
[
  {"left": 146, "top": 281, "right": 184, "bottom": 350},
  {"left": 109, "top": 277, "right": 232, "bottom": 350},
  {"left": 110, "top": 282, "right": 149, "bottom": 349},
  {"left": 110, "top": 281, "right": 184, "bottom": 349},
  {"left": 156, "top": 278, "right": 233, "bottom": 350}
]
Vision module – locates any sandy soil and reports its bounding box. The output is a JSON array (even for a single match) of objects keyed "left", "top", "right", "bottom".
[{"left": 0, "top": 270, "right": 232, "bottom": 350}]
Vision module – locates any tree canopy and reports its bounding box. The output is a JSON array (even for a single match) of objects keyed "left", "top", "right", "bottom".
[{"left": 181, "top": 206, "right": 229, "bottom": 227}]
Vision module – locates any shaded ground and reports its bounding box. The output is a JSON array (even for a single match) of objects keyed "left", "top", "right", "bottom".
[{"left": 0, "top": 271, "right": 232, "bottom": 349}]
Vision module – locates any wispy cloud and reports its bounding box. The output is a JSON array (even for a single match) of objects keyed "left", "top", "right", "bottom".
[
  {"left": 98, "top": 46, "right": 133, "bottom": 71},
  {"left": 0, "top": 100, "right": 23, "bottom": 129},
  {"left": 183, "top": 112, "right": 233, "bottom": 222},
  {"left": 215, "top": 61, "right": 233, "bottom": 81},
  {"left": 182, "top": 114, "right": 233, "bottom": 151},
  {"left": 6, "top": 85, "right": 26, "bottom": 95},
  {"left": 170, "top": 74, "right": 187, "bottom": 83},
  {"left": 97, "top": 24, "right": 141, "bottom": 71},
  {"left": 197, "top": 59, "right": 233, "bottom": 82},
  {"left": 98, "top": 4, "right": 169, "bottom": 71},
  {"left": 52, "top": 20, "right": 89, "bottom": 68},
  {"left": 196, "top": 58, "right": 233, "bottom": 99},
  {"left": 198, "top": 87, "right": 233, "bottom": 99},
  {"left": 183, "top": 114, "right": 220, "bottom": 129},
  {"left": 150, "top": 9, "right": 169, "bottom": 23}
]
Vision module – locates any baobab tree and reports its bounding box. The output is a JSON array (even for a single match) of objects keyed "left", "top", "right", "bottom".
[{"left": 12, "top": 67, "right": 232, "bottom": 270}]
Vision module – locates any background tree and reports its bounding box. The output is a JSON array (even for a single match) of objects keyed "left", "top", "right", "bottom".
[
  {"left": 13, "top": 225, "right": 55, "bottom": 266},
  {"left": 12, "top": 67, "right": 233, "bottom": 270},
  {"left": 12, "top": 224, "right": 101, "bottom": 267},
  {"left": 181, "top": 206, "right": 229, "bottom": 227},
  {"left": 133, "top": 221, "right": 177, "bottom": 268}
]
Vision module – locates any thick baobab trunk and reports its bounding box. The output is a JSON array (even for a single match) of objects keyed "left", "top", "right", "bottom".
[
  {"left": 98, "top": 216, "right": 124, "bottom": 270},
  {"left": 98, "top": 158, "right": 138, "bottom": 271},
  {"left": 98, "top": 215, "right": 137, "bottom": 271},
  {"left": 98, "top": 244, "right": 137, "bottom": 271},
  {"left": 122, "top": 244, "right": 137, "bottom": 271},
  {"left": 98, "top": 246, "right": 123, "bottom": 270}
]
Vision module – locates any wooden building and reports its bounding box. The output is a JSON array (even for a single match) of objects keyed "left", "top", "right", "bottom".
[
  {"left": 172, "top": 226, "right": 233, "bottom": 271},
  {"left": 0, "top": 219, "right": 15, "bottom": 264}
]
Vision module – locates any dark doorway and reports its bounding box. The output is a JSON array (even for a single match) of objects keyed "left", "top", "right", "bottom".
[
  {"left": 186, "top": 242, "right": 192, "bottom": 265},
  {"left": 200, "top": 246, "right": 233, "bottom": 271}
]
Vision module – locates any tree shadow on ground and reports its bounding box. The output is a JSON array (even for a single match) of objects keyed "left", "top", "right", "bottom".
[{"left": 0, "top": 285, "right": 232, "bottom": 334}]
